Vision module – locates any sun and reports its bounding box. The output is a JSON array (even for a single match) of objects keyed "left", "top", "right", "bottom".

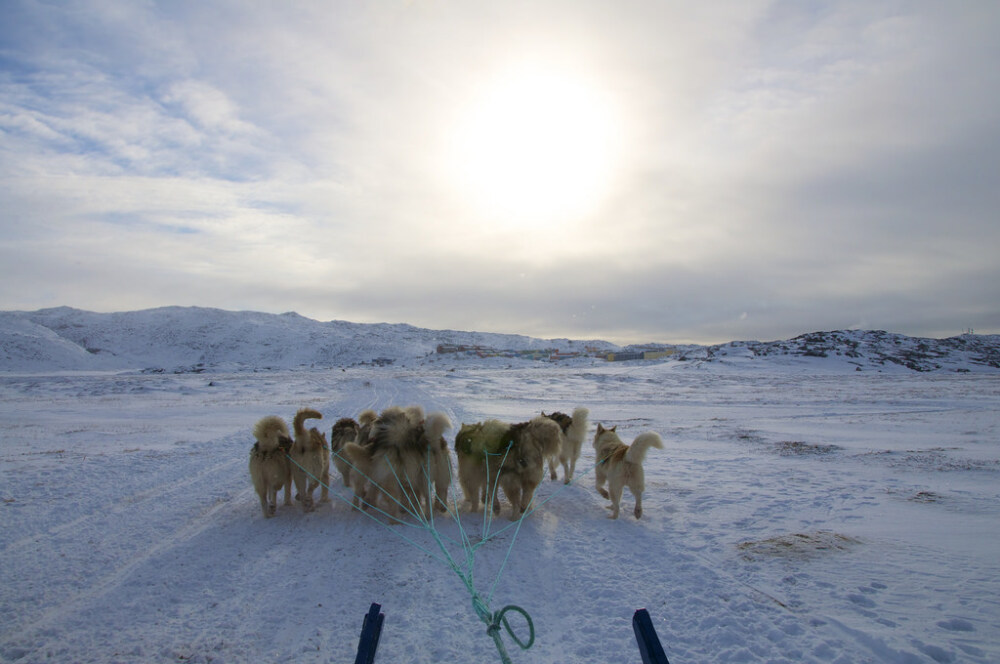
[{"left": 446, "top": 64, "right": 620, "bottom": 229}]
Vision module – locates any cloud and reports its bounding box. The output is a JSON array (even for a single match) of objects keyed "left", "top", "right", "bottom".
[{"left": 1, "top": 0, "right": 998, "bottom": 343}]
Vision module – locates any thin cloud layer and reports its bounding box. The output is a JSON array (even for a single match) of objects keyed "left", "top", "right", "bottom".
[{"left": 1, "top": 1, "right": 998, "bottom": 344}]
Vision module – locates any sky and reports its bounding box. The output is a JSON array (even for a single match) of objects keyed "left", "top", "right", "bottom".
[{"left": 1, "top": 1, "right": 998, "bottom": 345}]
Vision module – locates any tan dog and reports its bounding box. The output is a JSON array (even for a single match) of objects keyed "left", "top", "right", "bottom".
[
  {"left": 249, "top": 415, "right": 294, "bottom": 518},
  {"left": 289, "top": 408, "right": 329, "bottom": 512},
  {"left": 592, "top": 424, "right": 664, "bottom": 519},
  {"left": 342, "top": 408, "right": 452, "bottom": 519},
  {"left": 454, "top": 419, "right": 510, "bottom": 513},
  {"left": 496, "top": 417, "right": 562, "bottom": 520},
  {"left": 542, "top": 407, "right": 590, "bottom": 484},
  {"left": 455, "top": 416, "right": 561, "bottom": 519}
]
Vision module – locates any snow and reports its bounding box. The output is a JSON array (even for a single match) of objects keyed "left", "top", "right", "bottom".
[{"left": 1, "top": 309, "right": 999, "bottom": 663}]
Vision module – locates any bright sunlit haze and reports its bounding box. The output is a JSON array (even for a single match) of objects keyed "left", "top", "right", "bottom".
[{"left": 1, "top": 2, "right": 998, "bottom": 344}]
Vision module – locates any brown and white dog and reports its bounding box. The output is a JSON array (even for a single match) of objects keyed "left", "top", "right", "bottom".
[
  {"left": 342, "top": 407, "right": 452, "bottom": 519},
  {"left": 249, "top": 415, "right": 294, "bottom": 518},
  {"left": 289, "top": 408, "right": 330, "bottom": 512},
  {"left": 330, "top": 417, "right": 361, "bottom": 488},
  {"left": 542, "top": 407, "right": 590, "bottom": 484},
  {"left": 454, "top": 419, "right": 509, "bottom": 513},
  {"left": 455, "top": 416, "right": 562, "bottom": 520},
  {"left": 592, "top": 424, "right": 664, "bottom": 519}
]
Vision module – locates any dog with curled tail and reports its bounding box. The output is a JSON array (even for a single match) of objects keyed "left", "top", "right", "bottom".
[
  {"left": 592, "top": 424, "right": 664, "bottom": 519},
  {"left": 342, "top": 408, "right": 452, "bottom": 519},
  {"left": 249, "top": 415, "right": 294, "bottom": 518},
  {"left": 289, "top": 408, "right": 329, "bottom": 512},
  {"left": 542, "top": 407, "right": 589, "bottom": 484},
  {"left": 456, "top": 416, "right": 561, "bottom": 520}
]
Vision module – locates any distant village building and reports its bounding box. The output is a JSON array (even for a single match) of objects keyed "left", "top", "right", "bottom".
[{"left": 606, "top": 349, "right": 676, "bottom": 362}]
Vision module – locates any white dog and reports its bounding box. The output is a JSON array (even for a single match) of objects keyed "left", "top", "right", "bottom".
[{"left": 592, "top": 424, "right": 664, "bottom": 519}]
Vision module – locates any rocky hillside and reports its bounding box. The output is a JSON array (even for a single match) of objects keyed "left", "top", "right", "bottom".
[
  {"left": 676, "top": 330, "right": 1000, "bottom": 372},
  {"left": 1, "top": 306, "right": 997, "bottom": 373}
]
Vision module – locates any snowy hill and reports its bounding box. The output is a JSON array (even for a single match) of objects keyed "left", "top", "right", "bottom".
[
  {"left": 0, "top": 306, "right": 616, "bottom": 372},
  {"left": 678, "top": 329, "right": 1000, "bottom": 372},
  {"left": 1, "top": 306, "right": 998, "bottom": 373}
]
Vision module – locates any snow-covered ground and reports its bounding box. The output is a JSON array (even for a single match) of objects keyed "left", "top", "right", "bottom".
[{"left": 1, "top": 362, "right": 998, "bottom": 663}]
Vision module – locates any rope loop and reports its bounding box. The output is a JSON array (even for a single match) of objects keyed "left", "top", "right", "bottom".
[
  {"left": 471, "top": 595, "right": 535, "bottom": 664},
  {"left": 492, "top": 604, "right": 535, "bottom": 651}
]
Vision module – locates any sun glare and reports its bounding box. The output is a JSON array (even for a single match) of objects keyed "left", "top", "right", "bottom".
[{"left": 447, "top": 64, "right": 620, "bottom": 230}]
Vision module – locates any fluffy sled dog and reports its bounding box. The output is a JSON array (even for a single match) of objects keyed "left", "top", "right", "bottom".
[
  {"left": 330, "top": 417, "right": 360, "bottom": 487},
  {"left": 249, "top": 415, "right": 294, "bottom": 518},
  {"left": 542, "top": 407, "right": 589, "bottom": 484},
  {"left": 592, "top": 424, "right": 664, "bottom": 519},
  {"left": 455, "top": 416, "right": 562, "bottom": 520},
  {"left": 454, "top": 419, "right": 510, "bottom": 513},
  {"left": 342, "top": 408, "right": 452, "bottom": 519},
  {"left": 289, "top": 408, "right": 330, "bottom": 512}
]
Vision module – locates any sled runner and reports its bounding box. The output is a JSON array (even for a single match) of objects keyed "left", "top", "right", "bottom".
[
  {"left": 633, "top": 608, "right": 670, "bottom": 664},
  {"left": 354, "top": 603, "right": 385, "bottom": 664},
  {"left": 352, "top": 604, "right": 669, "bottom": 664}
]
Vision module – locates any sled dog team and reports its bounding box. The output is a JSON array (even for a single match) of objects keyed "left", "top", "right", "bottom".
[{"left": 249, "top": 405, "right": 664, "bottom": 521}]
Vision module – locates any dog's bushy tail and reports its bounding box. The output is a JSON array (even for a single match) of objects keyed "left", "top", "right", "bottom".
[
  {"left": 342, "top": 442, "right": 373, "bottom": 476},
  {"left": 567, "top": 407, "right": 590, "bottom": 445},
  {"left": 372, "top": 409, "right": 414, "bottom": 449},
  {"left": 529, "top": 416, "right": 563, "bottom": 458},
  {"left": 358, "top": 409, "right": 377, "bottom": 427},
  {"left": 293, "top": 408, "right": 323, "bottom": 439},
  {"left": 404, "top": 405, "right": 425, "bottom": 426},
  {"left": 331, "top": 417, "right": 360, "bottom": 449},
  {"left": 625, "top": 432, "right": 664, "bottom": 464},
  {"left": 424, "top": 411, "right": 452, "bottom": 446},
  {"left": 253, "top": 416, "right": 289, "bottom": 452}
]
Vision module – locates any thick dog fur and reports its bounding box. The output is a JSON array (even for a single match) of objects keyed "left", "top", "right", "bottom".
[
  {"left": 249, "top": 415, "right": 294, "bottom": 518},
  {"left": 542, "top": 407, "right": 590, "bottom": 484},
  {"left": 454, "top": 419, "right": 510, "bottom": 513},
  {"left": 330, "top": 417, "right": 360, "bottom": 487},
  {"left": 289, "top": 408, "right": 330, "bottom": 512},
  {"left": 342, "top": 408, "right": 452, "bottom": 519},
  {"left": 455, "top": 416, "right": 562, "bottom": 519},
  {"left": 592, "top": 424, "right": 664, "bottom": 519}
]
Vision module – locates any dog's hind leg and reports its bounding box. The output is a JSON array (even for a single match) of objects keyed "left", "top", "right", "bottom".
[
  {"left": 595, "top": 467, "right": 610, "bottom": 500},
  {"left": 633, "top": 489, "right": 643, "bottom": 519},
  {"left": 319, "top": 466, "right": 331, "bottom": 503},
  {"left": 264, "top": 485, "right": 277, "bottom": 517},
  {"left": 500, "top": 479, "right": 522, "bottom": 521},
  {"left": 282, "top": 470, "right": 294, "bottom": 506},
  {"left": 257, "top": 487, "right": 270, "bottom": 518},
  {"left": 294, "top": 472, "right": 315, "bottom": 512},
  {"left": 608, "top": 481, "right": 624, "bottom": 519}
]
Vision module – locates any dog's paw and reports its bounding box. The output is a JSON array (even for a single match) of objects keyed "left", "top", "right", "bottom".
[
  {"left": 597, "top": 488, "right": 610, "bottom": 499},
  {"left": 634, "top": 506, "right": 643, "bottom": 519}
]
